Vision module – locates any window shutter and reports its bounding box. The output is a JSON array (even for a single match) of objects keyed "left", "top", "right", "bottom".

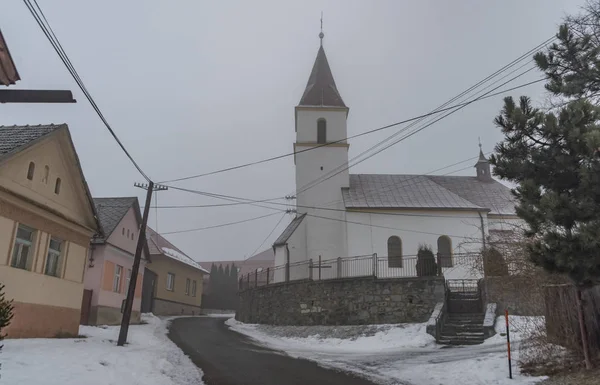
[{"left": 102, "top": 261, "right": 115, "bottom": 291}]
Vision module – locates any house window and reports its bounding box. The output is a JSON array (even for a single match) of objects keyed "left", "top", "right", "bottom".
[
  {"left": 122, "top": 228, "right": 125, "bottom": 236},
  {"left": 437, "top": 236, "right": 453, "bottom": 267},
  {"left": 166, "top": 273, "right": 175, "bottom": 291},
  {"left": 192, "top": 280, "right": 197, "bottom": 297},
  {"left": 127, "top": 229, "right": 130, "bottom": 237},
  {"left": 42, "top": 165, "right": 49, "bottom": 184},
  {"left": 11, "top": 224, "right": 35, "bottom": 270},
  {"left": 185, "top": 278, "right": 191, "bottom": 296},
  {"left": 54, "top": 178, "right": 61, "bottom": 194},
  {"left": 113, "top": 265, "right": 123, "bottom": 292},
  {"left": 44, "top": 237, "right": 63, "bottom": 277},
  {"left": 387, "top": 236, "right": 403, "bottom": 268},
  {"left": 27, "top": 162, "right": 35, "bottom": 180},
  {"left": 131, "top": 232, "right": 134, "bottom": 240},
  {"left": 317, "top": 119, "right": 326, "bottom": 144}
]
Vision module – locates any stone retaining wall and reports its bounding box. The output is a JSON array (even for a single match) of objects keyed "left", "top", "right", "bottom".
[{"left": 236, "top": 276, "right": 445, "bottom": 325}]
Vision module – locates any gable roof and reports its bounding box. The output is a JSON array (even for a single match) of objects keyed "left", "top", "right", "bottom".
[
  {"left": 0, "top": 29, "right": 20, "bottom": 86},
  {"left": 342, "top": 174, "right": 515, "bottom": 215},
  {"left": 299, "top": 45, "right": 346, "bottom": 108},
  {"left": 0, "top": 124, "right": 60, "bottom": 160},
  {"left": 93, "top": 197, "right": 138, "bottom": 242},
  {"left": 273, "top": 214, "right": 306, "bottom": 246},
  {"left": 0, "top": 124, "right": 101, "bottom": 232},
  {"left": 92, "top": 197, "right": 150, "bottom": 259},
  {"left": 146, "top": 227, "right": 209, "bottom": 273}
]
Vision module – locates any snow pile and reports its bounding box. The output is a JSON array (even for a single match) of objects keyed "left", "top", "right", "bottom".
[
  {"left": 226, "top": 318, "right": 435, "bottom": 353},
  {"left": 228, "top": 316, "right": 547, "bottom": 385},
  {"left": 161, "top": 247, "right": 209, "bottom": 273},
  {"left": 2, "top": 314, "right": 203, "bottom": 385}
]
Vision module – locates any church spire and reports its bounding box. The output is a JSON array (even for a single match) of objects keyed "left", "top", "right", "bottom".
[
  {"left": 298, "top": 24, "right": 346, "bottom": 108},
  {"left": 475, "top": 139, "right": 492, "bottom": 182}
]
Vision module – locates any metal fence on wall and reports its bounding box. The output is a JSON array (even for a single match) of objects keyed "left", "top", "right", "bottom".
[{"left": 238, "top": 253, "right": 486, "bottom": 290}]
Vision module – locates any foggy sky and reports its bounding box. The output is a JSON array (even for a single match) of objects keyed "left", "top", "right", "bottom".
[{"left": 1, "top": 0, "right": 584, "bottom": 261}]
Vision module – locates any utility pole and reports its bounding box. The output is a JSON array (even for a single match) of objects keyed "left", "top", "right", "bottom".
[{"left": 117, "top": 181, "right": 168, "bottom": 346}]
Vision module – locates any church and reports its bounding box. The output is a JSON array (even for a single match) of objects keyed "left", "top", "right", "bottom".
[{"left": 272, "top": 33, "right": 518, "bottom": 281}]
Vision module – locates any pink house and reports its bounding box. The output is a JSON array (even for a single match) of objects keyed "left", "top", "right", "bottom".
[{"left": 83, "top": 197, "right": 149, "bottom": 325}]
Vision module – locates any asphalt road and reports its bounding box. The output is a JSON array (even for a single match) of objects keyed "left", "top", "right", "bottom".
[{"left": 168, "top": 317, "right": 380, "bottom": 385}]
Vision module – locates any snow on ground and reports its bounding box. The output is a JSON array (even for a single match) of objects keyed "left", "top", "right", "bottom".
[
  {"left": 226, "top": 316, "right": 548, "bottom": 385},
  {"left": 2, "top": 314, "right": 203, "bottom": 385},
  {"left": 226, "top": 318, "right": 435, "bottom": 353}
]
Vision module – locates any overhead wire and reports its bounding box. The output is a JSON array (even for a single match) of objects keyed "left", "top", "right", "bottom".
[
  {"left": 245, "top": 213, "right": 288, "bottom": 259},
  {"left": 161, "top": 212, "right": 281, "bottom": 235},
  {"left": 160, "top": 34, "right": 555, "bottom": 184},
  {"left": 24, "top": 0, "right": 151, "bottom": 181}
]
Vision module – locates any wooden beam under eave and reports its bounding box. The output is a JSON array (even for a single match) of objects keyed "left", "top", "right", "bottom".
[{"left": 0, "top": 89, "right": 76, "bottom": 103}]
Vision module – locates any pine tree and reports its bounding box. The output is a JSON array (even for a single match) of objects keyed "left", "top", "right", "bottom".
[
  {"left": 0, "top": 283, "right": 14, "bottom": 352},
  {"left": 491, "top": 5, "right": 600, "bottom": 368},
  {"left": 491, "top": 96, "right": 600, "bottom": 368}
]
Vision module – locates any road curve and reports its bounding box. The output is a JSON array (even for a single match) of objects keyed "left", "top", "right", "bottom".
[{"left": 168, "top": 316, "right": 380, "bottom": 385}]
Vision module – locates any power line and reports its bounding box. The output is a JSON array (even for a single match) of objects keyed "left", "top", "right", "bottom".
[
  {"left": 245, "top": 213, "right": 288, "bottom": 260},
  {"left": 154, "top": 153, "right": 485, "bottom": 210},
  {"left": 161, "top": 32, "right": 555, "bottom": 184},
  {"left": 296, "top": 68, "right": 540, "bottom": 197},
  {"left": 167, "top": 185, "right": 482, "bottom": 239},
  {"left": 294, "top": 64, "right": 538, "bottom": 197},
  {"left": 161, "top": 212, "right": 281, "bottom": 235},
  {"left": 24, "top": 0, "right": 151, "bottom": 181},
  {"left": 159, "top": 78, "right": 542, "bottom": 184}
]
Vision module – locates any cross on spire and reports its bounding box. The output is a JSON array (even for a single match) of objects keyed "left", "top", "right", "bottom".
[{"left": 319, "top": 12, "right": 324, "bottom": 45}]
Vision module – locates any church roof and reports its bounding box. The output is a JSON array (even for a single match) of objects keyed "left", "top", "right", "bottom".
[
  {"left": 342, "top": 174, "right": 515, "bottom": 215},
  {"left": 299, "top": 45, "right": 346, "bottom": 108},
  {"left": 273, "top": 214, "right": 306, "bottom": 246}
]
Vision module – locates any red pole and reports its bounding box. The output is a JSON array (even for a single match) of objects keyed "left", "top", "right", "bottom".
[{"left": 505, "top": 309, "right": 512, "bottom": 379}]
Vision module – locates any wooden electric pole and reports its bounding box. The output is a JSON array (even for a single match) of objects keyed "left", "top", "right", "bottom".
[{"left": 117, "top": 181, "right": 168, "bottom": 346}]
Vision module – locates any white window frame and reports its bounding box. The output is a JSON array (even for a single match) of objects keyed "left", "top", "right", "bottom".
[
  {"left": 113, "top": 265, "right": 123, "bottom": 293},
  {"left": 44, "top": 237, "right": 63, "bottom": 277},
  {"left": 191, "top": 280, "right": 197, "bottom": 297},
  {"left": 166, "top": 272, "right": 175, "bottom": 291},
  {"left": 185, "top": 278, "right": 190, "bottom": 296},
  {"left": 11, "top": 224, "right": 35, "bottom": 271},
  {"left": 125, "top": 268, "right": 132, "bottom": 291}
]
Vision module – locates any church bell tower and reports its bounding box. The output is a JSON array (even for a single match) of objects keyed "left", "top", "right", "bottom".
[{"left": 294, "top": 28, "right": 349, "bottom": 259}]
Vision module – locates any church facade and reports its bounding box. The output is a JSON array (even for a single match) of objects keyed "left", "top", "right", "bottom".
[{"left": 272, "top": 35, "right": 518, "bottom": 281}]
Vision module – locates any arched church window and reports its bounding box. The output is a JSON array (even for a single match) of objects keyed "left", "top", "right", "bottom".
[
  {"left": 387, "top": 236, "right": 402, "bottom": 268},
  {"left": 437, "top": 236, "right": 453, "bottom": 267},
  {"left": 317, "top": 119, "right": 326, "bottom": 144}
]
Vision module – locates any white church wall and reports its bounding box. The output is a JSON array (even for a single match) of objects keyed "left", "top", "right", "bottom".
[
  {"left": 295, "top": 142, "right": 349, "bottom": 262},
  {"left": 295, "top": 108, "right": 348, "bottom": 142},
  {"left": 273, "top": 221, "right": 309, "bottom": 283},
  {"left": 346, "top": 210, "right": 485, "bottom": 279}
]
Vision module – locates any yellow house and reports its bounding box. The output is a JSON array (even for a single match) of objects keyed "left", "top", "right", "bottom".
[
  {"left": 0, "top": 124, "right": 100, "bottom": 338},
  {"left": 144, "top": 227, "right": 208, "bottom": 315}
]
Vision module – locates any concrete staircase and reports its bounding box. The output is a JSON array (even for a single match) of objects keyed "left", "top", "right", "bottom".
[
  {"left": 438, "top": 280, "right": 486, "bottom": 346},
  {"left": 438, "top": 312, "right": 485, "bottom": 345}
]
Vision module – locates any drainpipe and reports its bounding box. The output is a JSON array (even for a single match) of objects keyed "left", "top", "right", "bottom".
[
  {"left": 478, "top": 211, "right": 487, "bottom": 282},
  {"left": 478, "top": 212, "right": 487, "bottom": 250}
]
